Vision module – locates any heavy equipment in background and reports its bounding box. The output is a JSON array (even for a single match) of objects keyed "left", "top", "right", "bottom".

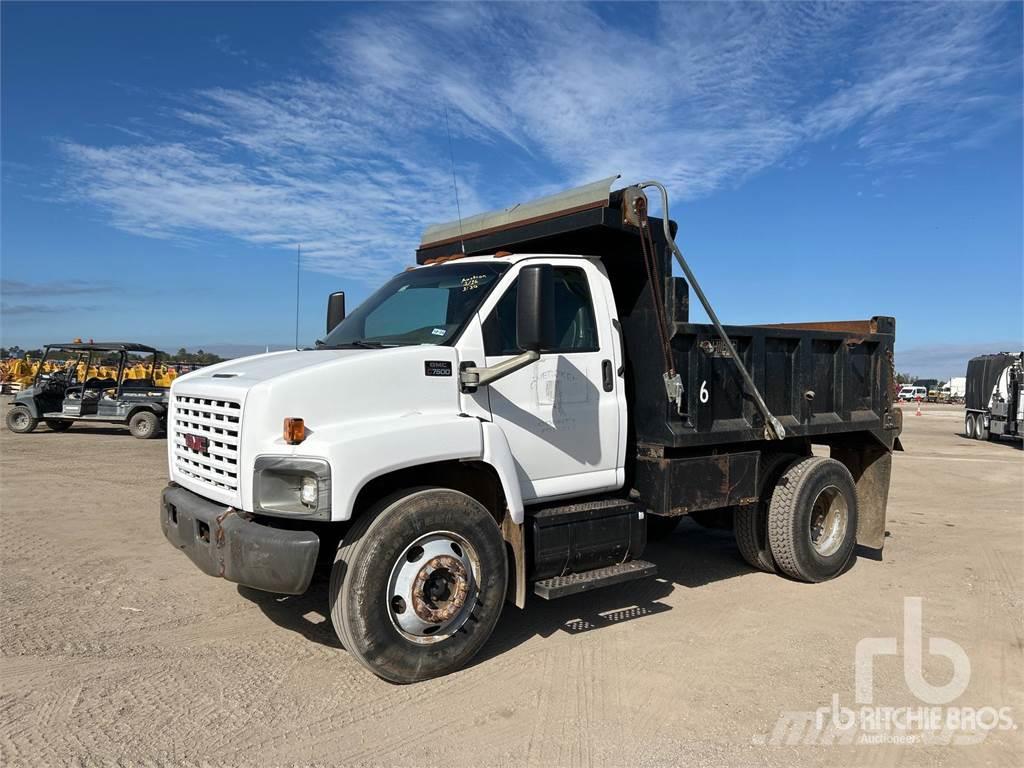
[
  {"left": 160, "top": 177, "right": 902, "bottom": 682},
  {"left": 5, "top": 342, "right": 169, "bottom": 438},
  {"left": 964, "top": 352, "right": 1023, "bottom": 441},
  {"left": 937, "top": 376, "right": 966, "bottom": 404},
  {"left": 1, "top": 353, "right": 179, "bottom": 393}
]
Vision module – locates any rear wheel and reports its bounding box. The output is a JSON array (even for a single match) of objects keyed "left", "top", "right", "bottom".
[
  {"left": 330, "top": 488, "right": 507, "bottom": 683},
  {"left": 767, "top": 457, "right": 859, "bottom": 583},
  {"left": 129, "top": 411, "right": 160, "bottom": 439},
  {"left": 6, "top": 406, "right": 38, "bottom": 434},
  {"left": 965, "top": 413, "right": 976, "bottom": 438},
  {"left": 733, "top": 453, "right": 797, "bottom": 573},
  {"left": 976, "top": 414, "right": 990, "bottom": 440},
  {"left": 45, "top": 419, "right": 73, "bottom": 432}
]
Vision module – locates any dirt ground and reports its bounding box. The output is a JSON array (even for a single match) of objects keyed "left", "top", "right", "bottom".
[{"left": 1, "top": 402, "right": 1021, "bottom": 767}]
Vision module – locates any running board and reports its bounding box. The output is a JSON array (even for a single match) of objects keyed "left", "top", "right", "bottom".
[
  {"left": 533, "top": 560, "right": 657, "bottom": 600},
  {"left": 42, "top": 413, "right": 124, "bottom": 422}
]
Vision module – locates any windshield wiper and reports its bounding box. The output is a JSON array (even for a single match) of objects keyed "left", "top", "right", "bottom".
[{"left": 321, "top": 340, "right": 395, "bottom": 349}]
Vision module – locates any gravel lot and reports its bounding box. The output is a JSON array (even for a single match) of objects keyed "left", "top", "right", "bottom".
[{"left": 1, "top": 402, "right": 1021, "bottom": 767}]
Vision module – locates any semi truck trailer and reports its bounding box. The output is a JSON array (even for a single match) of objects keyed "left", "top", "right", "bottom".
[
  {"left": 161, "top": 178, "right": 903, "bottom": 682},
  {"left": 964, "top": 353, "right": 1023, "bottom": 441}
]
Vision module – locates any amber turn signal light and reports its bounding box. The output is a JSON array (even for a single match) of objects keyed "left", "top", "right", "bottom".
[{"left": 283, "top": 417, "right": 305, "bottom": 444}]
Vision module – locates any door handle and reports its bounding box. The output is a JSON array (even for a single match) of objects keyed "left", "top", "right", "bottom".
[{"left": 601, "top": 359, "right": 614, "bottom": 392}]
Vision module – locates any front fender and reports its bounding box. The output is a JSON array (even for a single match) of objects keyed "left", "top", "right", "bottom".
[
  {"left": 481, "top": 421, "right": 525, "bottom": 524},
  {"left": 303, "top": 415, "right": 522, "bottom": 523},
  {"left": 12, "top": 392, "right": 40, "bottom": 418}
]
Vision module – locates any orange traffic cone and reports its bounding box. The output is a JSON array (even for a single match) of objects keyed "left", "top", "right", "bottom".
[{"left": 915, "top": 401, "right": 922, "bottom": 416}]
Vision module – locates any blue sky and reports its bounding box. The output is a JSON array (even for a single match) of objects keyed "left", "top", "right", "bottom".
[{"left": 2, "top": 1, "right": 1021, "bottom": 377}]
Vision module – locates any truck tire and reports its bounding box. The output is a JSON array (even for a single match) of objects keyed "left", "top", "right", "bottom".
[
  {"left": 767, "top": 457, "right": 858, "bottom": 583},
  {"left": 646, "top": 514, "right": 681, "bottom": 541},
  {"left": 976, "top": 414, "right": 990, "bottom": 441},
  {"left": 45, "top": 419, "right": 73, "bottom": 432},
  {"left": 965, "top": 413, "right": 975, "bottom": 438},
  {"left": 129, "top": 411, "right": 160, "bottom": 439},
  {"left": 6, "top": 406, "right": 38, "bottom": 434},
  {"left": 733, "top": 453, "right": 797, "bottom": 573},
  {"left": 330, "top": 488, "right": 507, "bottom": 684}
]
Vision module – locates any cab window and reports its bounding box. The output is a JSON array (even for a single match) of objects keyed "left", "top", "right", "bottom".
[{"left": 482, "top": 266, "right": 599, "bottom": 356}]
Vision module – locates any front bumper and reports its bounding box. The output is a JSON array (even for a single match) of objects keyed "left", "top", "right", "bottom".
[{"left": 161, "top": 484, "right": 319, "bottom": 595}]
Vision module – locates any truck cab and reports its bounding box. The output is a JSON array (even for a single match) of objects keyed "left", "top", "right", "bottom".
[
  {"left": 166, "top": 253, "right": 623, "bottom": 520},
  {"left": 161, "top": 178, "right": 901, "bottom": 683}
]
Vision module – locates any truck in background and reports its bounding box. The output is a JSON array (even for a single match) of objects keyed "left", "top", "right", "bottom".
[
  {"left": 964, "top": 353, "right": 1023, "bottom": 441},
  {"left": 160, "top": 178, "right": 902, "bottom": 682}
]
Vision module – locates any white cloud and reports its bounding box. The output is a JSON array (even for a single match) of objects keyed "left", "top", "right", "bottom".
[{"left": 58, "top": 2, "right": 1019, "bottom": 278}]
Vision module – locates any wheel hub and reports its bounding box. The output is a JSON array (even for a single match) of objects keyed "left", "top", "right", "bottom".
[
  {"left": 412, "top": 555, "right": 468, "bottom": 624},
  {"left": 387, "top": 533, "right": 479, "bottom": 643},
  {"left": 808, "top": 485, "right": 848, "bottom": 557}
]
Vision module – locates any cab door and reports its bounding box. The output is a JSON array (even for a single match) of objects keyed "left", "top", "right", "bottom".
[{"left": 477, "top": 259, "right": 625, "bottom": 502}]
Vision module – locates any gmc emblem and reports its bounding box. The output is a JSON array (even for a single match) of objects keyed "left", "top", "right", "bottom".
[{"left": 184, "top": 433, "right": 209, "bottom": 452}]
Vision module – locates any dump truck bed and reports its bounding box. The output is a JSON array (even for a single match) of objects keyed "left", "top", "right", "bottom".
[{"left": 630, "top": 316, "right": 899, "bottom": 450}]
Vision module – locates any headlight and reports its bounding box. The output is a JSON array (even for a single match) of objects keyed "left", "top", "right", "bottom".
[
  {"left": 300, "top": 476, "right": 318, "bottom": 507},
  {"left": 253, "top": 457, "right": 330, "bottom": 518}
]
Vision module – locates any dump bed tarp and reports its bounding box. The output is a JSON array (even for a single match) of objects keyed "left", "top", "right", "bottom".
[{"left": 965, "top": 353, "right": 1014, "bottom": 411}]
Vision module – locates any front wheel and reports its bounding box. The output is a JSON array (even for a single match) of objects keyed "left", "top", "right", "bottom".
[
  {"left": 330, "top": 488, "right": 507, "bottom": 683},
  {"left": 6, "top": 406, "right": 38, "bottom": 434}
]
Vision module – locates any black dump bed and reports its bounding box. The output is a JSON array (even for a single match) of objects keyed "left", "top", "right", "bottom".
[
  {"left": 417, "top": 183, "right": 901, "bottom": 454},
  {"left": 965, "top": 353, "right": 1015, "bottom": 411}
]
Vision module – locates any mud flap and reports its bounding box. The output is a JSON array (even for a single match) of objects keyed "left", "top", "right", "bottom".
[
  {"left": 501, "top": 511, "right": 526, "bottom": 609},
  {"left": 832, "top": 445, "right": 892, "bottom": 551}
]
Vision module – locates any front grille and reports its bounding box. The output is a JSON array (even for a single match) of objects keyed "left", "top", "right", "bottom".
[{"left": 172, "top": 395, "right": 241, "bottom": 492}]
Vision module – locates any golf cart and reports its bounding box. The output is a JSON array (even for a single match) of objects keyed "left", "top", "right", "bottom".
[{"left": 5, "top": 342, "right": 168, "bottom": 439}]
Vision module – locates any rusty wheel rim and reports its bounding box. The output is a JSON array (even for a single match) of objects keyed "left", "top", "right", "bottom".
[{"left": 387, "top": 531, "right": 480, "bottom": 644}]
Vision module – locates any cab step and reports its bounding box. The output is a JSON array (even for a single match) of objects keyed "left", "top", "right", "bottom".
[{"left": 533, "top": 560, "right": 657, "bottom": 600}]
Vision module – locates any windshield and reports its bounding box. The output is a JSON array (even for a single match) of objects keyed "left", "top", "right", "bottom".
[{"left": 321, "top": 262, "right": 509, "bottom": 348}]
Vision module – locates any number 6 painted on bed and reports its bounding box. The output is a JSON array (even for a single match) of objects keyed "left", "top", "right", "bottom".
[{"left": 699, "top": 380, "right": 709, "bottom": 404}]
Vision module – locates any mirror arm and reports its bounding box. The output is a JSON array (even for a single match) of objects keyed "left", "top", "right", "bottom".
[{"left": 460, "top": 351, "right": 540, "bottom": 391}]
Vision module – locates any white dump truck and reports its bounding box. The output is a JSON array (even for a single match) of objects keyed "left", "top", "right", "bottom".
[{"left": 161, "top": 179, "right": 902, "bottom": 682}]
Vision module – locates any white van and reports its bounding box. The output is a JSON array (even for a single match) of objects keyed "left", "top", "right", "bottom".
[{"left": 898, "top": 385, "right": 927, "bottom": 402}]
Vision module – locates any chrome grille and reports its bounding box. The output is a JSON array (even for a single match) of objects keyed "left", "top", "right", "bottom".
[{"left": 172, "top": 395, "right": 241, "bottom": 492}]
